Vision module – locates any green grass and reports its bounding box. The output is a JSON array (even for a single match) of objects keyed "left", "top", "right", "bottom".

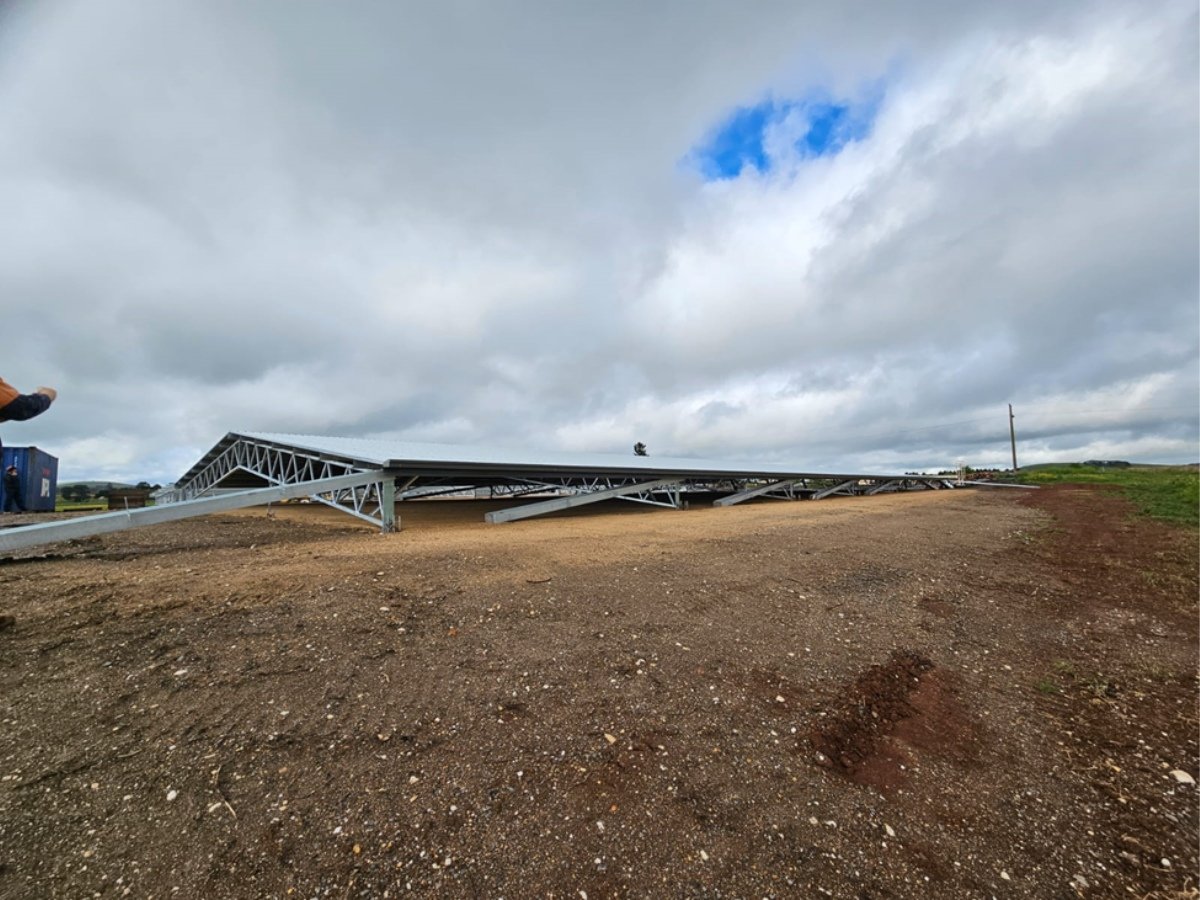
[
  {"left": 55, "top": 500, "right": 158, "bottom": 512},
  {"left": 1011, "top": 464, "right": 1199, "bottom": 528},
  {"left": 1034, "top": 677, "right": 1060, "bottom": 694}
]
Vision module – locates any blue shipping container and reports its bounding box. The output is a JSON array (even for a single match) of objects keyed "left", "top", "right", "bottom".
[{"left": 1, "top": 446, "right": 58, "bottom": 513}]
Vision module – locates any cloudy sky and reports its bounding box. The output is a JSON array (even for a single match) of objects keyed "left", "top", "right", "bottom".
[{"left": 1, "top": 0, "right": 1196, "bottom": 484}]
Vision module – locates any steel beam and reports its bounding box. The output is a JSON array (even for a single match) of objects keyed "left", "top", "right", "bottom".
[
  {"left": 713, "top": 479, "right": 803, "bottom": 507},
  {"left": 811, "top": 479, "right": 859, "bottom": 501},
  {"left": 865, "top": 479, "right": 900, "bottom": 496},
  {"left": 397, "top": 484, "right": 476, "bottom": 500},
  {"left": 485, "top": 478, "right": 683, "bottom": 524},
  {"left": 0, "top": 471, "right": 388, "bottom": 555}
]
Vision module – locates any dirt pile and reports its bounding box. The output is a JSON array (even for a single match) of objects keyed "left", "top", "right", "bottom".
[{"left": 810, "top": 649, "right": 982, "bottom": 794}]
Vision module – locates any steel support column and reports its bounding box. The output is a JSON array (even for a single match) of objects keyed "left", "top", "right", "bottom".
[{"left": 380, "top": 476, "right": 397, "bottom": 532}]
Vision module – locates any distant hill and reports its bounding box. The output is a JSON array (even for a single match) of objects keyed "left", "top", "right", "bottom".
[{"left": 58, "top": 481, "right": 136, "bottom": 491}]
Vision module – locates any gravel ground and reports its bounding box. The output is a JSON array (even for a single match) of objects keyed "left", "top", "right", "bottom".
[{"left": 0, "top": 486, "right": 1195, "bottom": 899}]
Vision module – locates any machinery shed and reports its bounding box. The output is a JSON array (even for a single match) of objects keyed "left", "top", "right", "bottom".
[
  {"left": 0, "top": 432, "right": 958, "bottom": 554},
  {"left": 170, "top": 432, "right": 958, "bottom": 528}
]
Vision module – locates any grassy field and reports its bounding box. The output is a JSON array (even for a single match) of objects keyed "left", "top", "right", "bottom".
[
  {"left": 1013, "top": 464, "right": 1199, "bottom": 528},
  {"left": 54, "top": 500, "right": 158, "bottom": 512}
]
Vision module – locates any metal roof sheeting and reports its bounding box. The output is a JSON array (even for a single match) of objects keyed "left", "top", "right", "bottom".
[{"left": 176, "top": 431, "right": 930, "bottom": 485}]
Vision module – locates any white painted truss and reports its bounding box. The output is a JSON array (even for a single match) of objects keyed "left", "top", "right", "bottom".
[
  {"left": 161, "top": 436, "right": 395, "bottom": 530},
  {"left": 0, "top": 471, "right": 390, "bottom": 554}
]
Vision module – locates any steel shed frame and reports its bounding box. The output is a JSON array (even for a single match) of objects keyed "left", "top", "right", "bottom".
[
  {"left": 164, "top": 432, "right": 957, "bottom": 530},
  {"left": 0, "top": 432, "right": 960, "bottom": 553}
]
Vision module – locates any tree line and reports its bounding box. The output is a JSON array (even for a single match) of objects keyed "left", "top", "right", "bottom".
[{"left": 59, "top": 482, "right": 160, "bottom": 503}]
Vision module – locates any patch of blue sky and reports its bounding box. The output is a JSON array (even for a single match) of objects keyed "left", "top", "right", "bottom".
[
  {"left": 692, "top": 104, "right": 773, "bottom": 181},
  {"left": 689, "top": 87, "right": 883, "bottom": 180}
]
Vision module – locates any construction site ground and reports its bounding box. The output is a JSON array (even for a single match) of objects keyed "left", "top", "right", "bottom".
[{"left": 0, "top": 485, "right": 1196, "bottom": 898}]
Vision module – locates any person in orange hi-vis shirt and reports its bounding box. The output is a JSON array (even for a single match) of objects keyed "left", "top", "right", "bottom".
[{"left": 0, "top": 377, "right": 56, "bottom": 629}]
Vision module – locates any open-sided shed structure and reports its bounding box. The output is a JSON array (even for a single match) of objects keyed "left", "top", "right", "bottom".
[
  {"left": 170, "top": 432, "right": 957, "bottom": 526},
  {"left": 0, "top": 432, "right": 957, "bottom": 554}
]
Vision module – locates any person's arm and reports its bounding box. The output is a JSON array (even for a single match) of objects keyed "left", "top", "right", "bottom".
[{"left": 0, "top": 387, "right": 55, "bottom": 422}]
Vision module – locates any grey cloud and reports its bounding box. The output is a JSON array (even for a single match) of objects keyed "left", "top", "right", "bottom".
[{"left": 0, "top": 0, "right": 1194, "bottom": 483}]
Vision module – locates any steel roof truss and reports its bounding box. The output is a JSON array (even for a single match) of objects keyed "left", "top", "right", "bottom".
[
  {"left": 485, "top": 478, "right": 576, "bottom": 498},
  {"left": 485, "top": 478, "right": 684, "bottom": 524},
  {"left": 865, "top": 479, "right": 901, "bottom": 496},
  {"left": 310, "top": 479, "right": 396, "bottom": 531},
  {"left": 618, "top": 482, "right": 684, "bottom": 510},
  {"left": 160, "top": 436, "right": 396, "bottom": 531},
  {"left": 397, "top": 484, "right": 475, "bottom": 500},
  {"left": 811, "top": 479, "right": 861, "bottom": 501},
  {"left": 713, "top": 478, "right": 808, "bottom": 507},
  {"left": 0, "top": 471, "right": 390, "bottom": 554}
]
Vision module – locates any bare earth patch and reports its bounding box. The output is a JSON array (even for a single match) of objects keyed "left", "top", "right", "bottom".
[
  {"left": 810, "top": 649, "right": 980, "bottom": 795},
  {"left": 0, "top": 486, "right": 1195, "bottom": 898}
]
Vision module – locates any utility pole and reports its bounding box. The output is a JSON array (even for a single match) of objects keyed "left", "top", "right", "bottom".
[{"left": 1008, "top": 403, "right": 1018, "bottom": 472}]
